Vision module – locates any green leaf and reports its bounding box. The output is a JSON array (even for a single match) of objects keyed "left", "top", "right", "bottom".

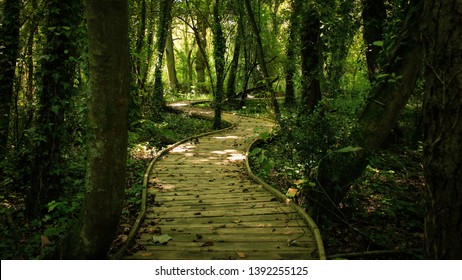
[
  {"left": 372, "top": 41, "right": 384, "bottom": 47},
  {"left": 335, "top": 146, "right": 363, "bottom": 153},
  {"left": 152, "top": 234, "right": 172, "bottom": 244},
  {"left": 259, "top": 132, "right": 271, "bottom": 140},
  {"left": 249, "top": 148, "right": 262, "bottom": 156}
]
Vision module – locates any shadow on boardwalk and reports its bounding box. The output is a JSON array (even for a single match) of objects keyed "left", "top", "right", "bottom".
[{"left": 124, "top": 102, "right": 324, "bottom": 260}]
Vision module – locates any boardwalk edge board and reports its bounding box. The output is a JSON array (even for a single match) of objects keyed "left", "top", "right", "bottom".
[{"left": 245, "top": 138, "right": 327, "bottom": 260}]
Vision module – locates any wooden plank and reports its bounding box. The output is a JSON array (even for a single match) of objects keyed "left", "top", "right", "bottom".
[
  {"left": 143, "top": 213, "right": 304, "bottom": 225},
  {"left": 125, "top": 249, "right": 314, "bottom": 260},
  {"left": 148, "top": 202, "right": 294, "bottom": 212},
  {"left": 146, "top": 208, "right": 297, "bottom": 219},
  {"left": 140, "top": 240, "right": 314, "bottom": 251}
]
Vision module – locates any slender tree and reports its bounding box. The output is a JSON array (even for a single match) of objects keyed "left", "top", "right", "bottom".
[
  {"left": 225, "top": 0, "right": 243, "bottom": 106},
  {"left": 422, "top": 0, "right": 462, "bottom": 259},
  {"left": 67, "top": 0, "right": 130, "bottom": 259},
  {"left": 244, "top": 0, "right": 280, "bottom": 118},
  {"left": 0, "top": 0, "right": 20, "bottom": 162},
  {"left": 212, "top": 0, "right": 225, "bottom": 129},
  {"left": 165, "top": 22, "right": 180, "bottom": 91},
  {"left": 153, "top": 0, "right": 173, "bottom": 111},
  {"left": 283, "top": 0, "right": 301, "bottom": 108}
]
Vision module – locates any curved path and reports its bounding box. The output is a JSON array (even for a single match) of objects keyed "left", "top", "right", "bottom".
[{"left": 126, "top": 102, "right": 324, "bottom": 260}]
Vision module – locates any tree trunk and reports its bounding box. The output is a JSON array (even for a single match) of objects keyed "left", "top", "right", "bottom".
[
  {"left": 27, "top": 0, "right": 83, "bottom": 218},
  {"left": 195, "top": 12, "right": 208, "bottom": 92},
  {"left": 153, "top": 0, "right": 173, "bottom": 111},
  {"left": 299, "top": 2, "right": 322, "bottom": 114},
  {"left": 283, "top": 0, "right": 301, "bottom": 108},
  {"left": 166, "top": 22, "right": 179, "bottom": 92},
  {"left": 212, "top": 0, "right": 225, "bottom": 129},
  {"left": 133, "top": 0, "right": 146, "bottom": 86},
  {"left": 361, "top": 0, "right": 386, "bottom": 81},
  {"left": 422, "top": 0, "right": 462, "bottom": 260},
  {"left": 226, "top": 0, "right": 242, "bottom": 105},
  {"left": 0, "top": 0, "right": 20, "bottom": 161},
  {"left": 244, "top": 0, "right": 280, "bottom": 118},
  {"left": 68, "top": 0, "right": 130, "bottom": 259}
]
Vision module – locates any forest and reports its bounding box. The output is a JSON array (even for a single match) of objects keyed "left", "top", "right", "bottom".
[{"left": 0, "top": 0, "right": 461, "bottom": 260}]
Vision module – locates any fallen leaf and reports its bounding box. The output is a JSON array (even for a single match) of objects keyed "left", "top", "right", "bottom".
[
  {"left": 201, "top": 241, "right": 214, "bottom": 247},
  {"left": 152, "top": 234, "right": 172, "bottom": 244},
  {"left": 211, "top": 224, "right": 226, "bottom": 230},
  {"left": 139, "top": 252, "right": 154, "bottom": 257},
  {"left": 236, "top": 252, "right": 246, "bottom": 258},
  {"left": 232, "top": 220, "right": 241, "bottom": 223}
]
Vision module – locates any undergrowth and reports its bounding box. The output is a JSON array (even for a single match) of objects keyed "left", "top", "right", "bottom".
[{"left": 246, "top": 98, "right": 425, "bottom": 259}]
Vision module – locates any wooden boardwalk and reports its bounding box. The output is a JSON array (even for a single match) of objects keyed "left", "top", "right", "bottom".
[{"left": 125, "top": 102, "right": 325, "bottom": 260}]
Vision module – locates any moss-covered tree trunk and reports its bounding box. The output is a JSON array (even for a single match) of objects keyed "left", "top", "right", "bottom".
[
  {"left": 27, "top": 0, "right": 83, "bottom": 218},
  {"left": 422, "top": 0, "right": 462, "bottom": 260},
  {"left": 69, "top": 0, "right": 130, "bottom": 259}
]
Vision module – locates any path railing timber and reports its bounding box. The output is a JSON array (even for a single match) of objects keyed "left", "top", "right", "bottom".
[{"left": 122, "top": 101, "right": 325, "bottom": 260}]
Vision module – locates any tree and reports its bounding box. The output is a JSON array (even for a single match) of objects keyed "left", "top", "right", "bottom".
[
  {"left": 152, "top": 0, "right": 173, "bottom": 111},
  {"left": 283, "top": 0, "right": 301, "bottom": 108},
  {"left": 0, "top": 0, "right": 20, "bottom": 162},
  {"left": 27, "top": 0, "right": 83, "bottom": 218},
  {"left": 299, "top": 2, "right": 322, "bottom": 114},
  {"left": 244, "top": 0, "right": 280, "bottom": 118},
  {"left": 422, "top": 0, "right": 462, "bottom": 259},
  {"left": 166, "top": 22, "right": 179, "bottom": 91},
  {"left": 212, "top": 0, "right": 225, "bottom": 129},
  {"left": 225, "top": 0, "right": 243, "bottom": 106},
  {"left": 67, "top": 0, "right": 130, "bottom": 259}
]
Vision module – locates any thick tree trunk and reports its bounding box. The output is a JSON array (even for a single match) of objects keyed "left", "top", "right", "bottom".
[
  {"left": 362, "top": 0, "right": 386, "bottom": 81},
  {"left": 0, "top": 0, "right": 20, "bottom": 161},
  {"left": 68, "top": 0, "right": 130, "bottom": 259},
  {"left": 244, "top": 0, "right": 280, "bottom": 118},
  {"left": 422, "top": 0, "right": 462, "bottom": 260}
]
